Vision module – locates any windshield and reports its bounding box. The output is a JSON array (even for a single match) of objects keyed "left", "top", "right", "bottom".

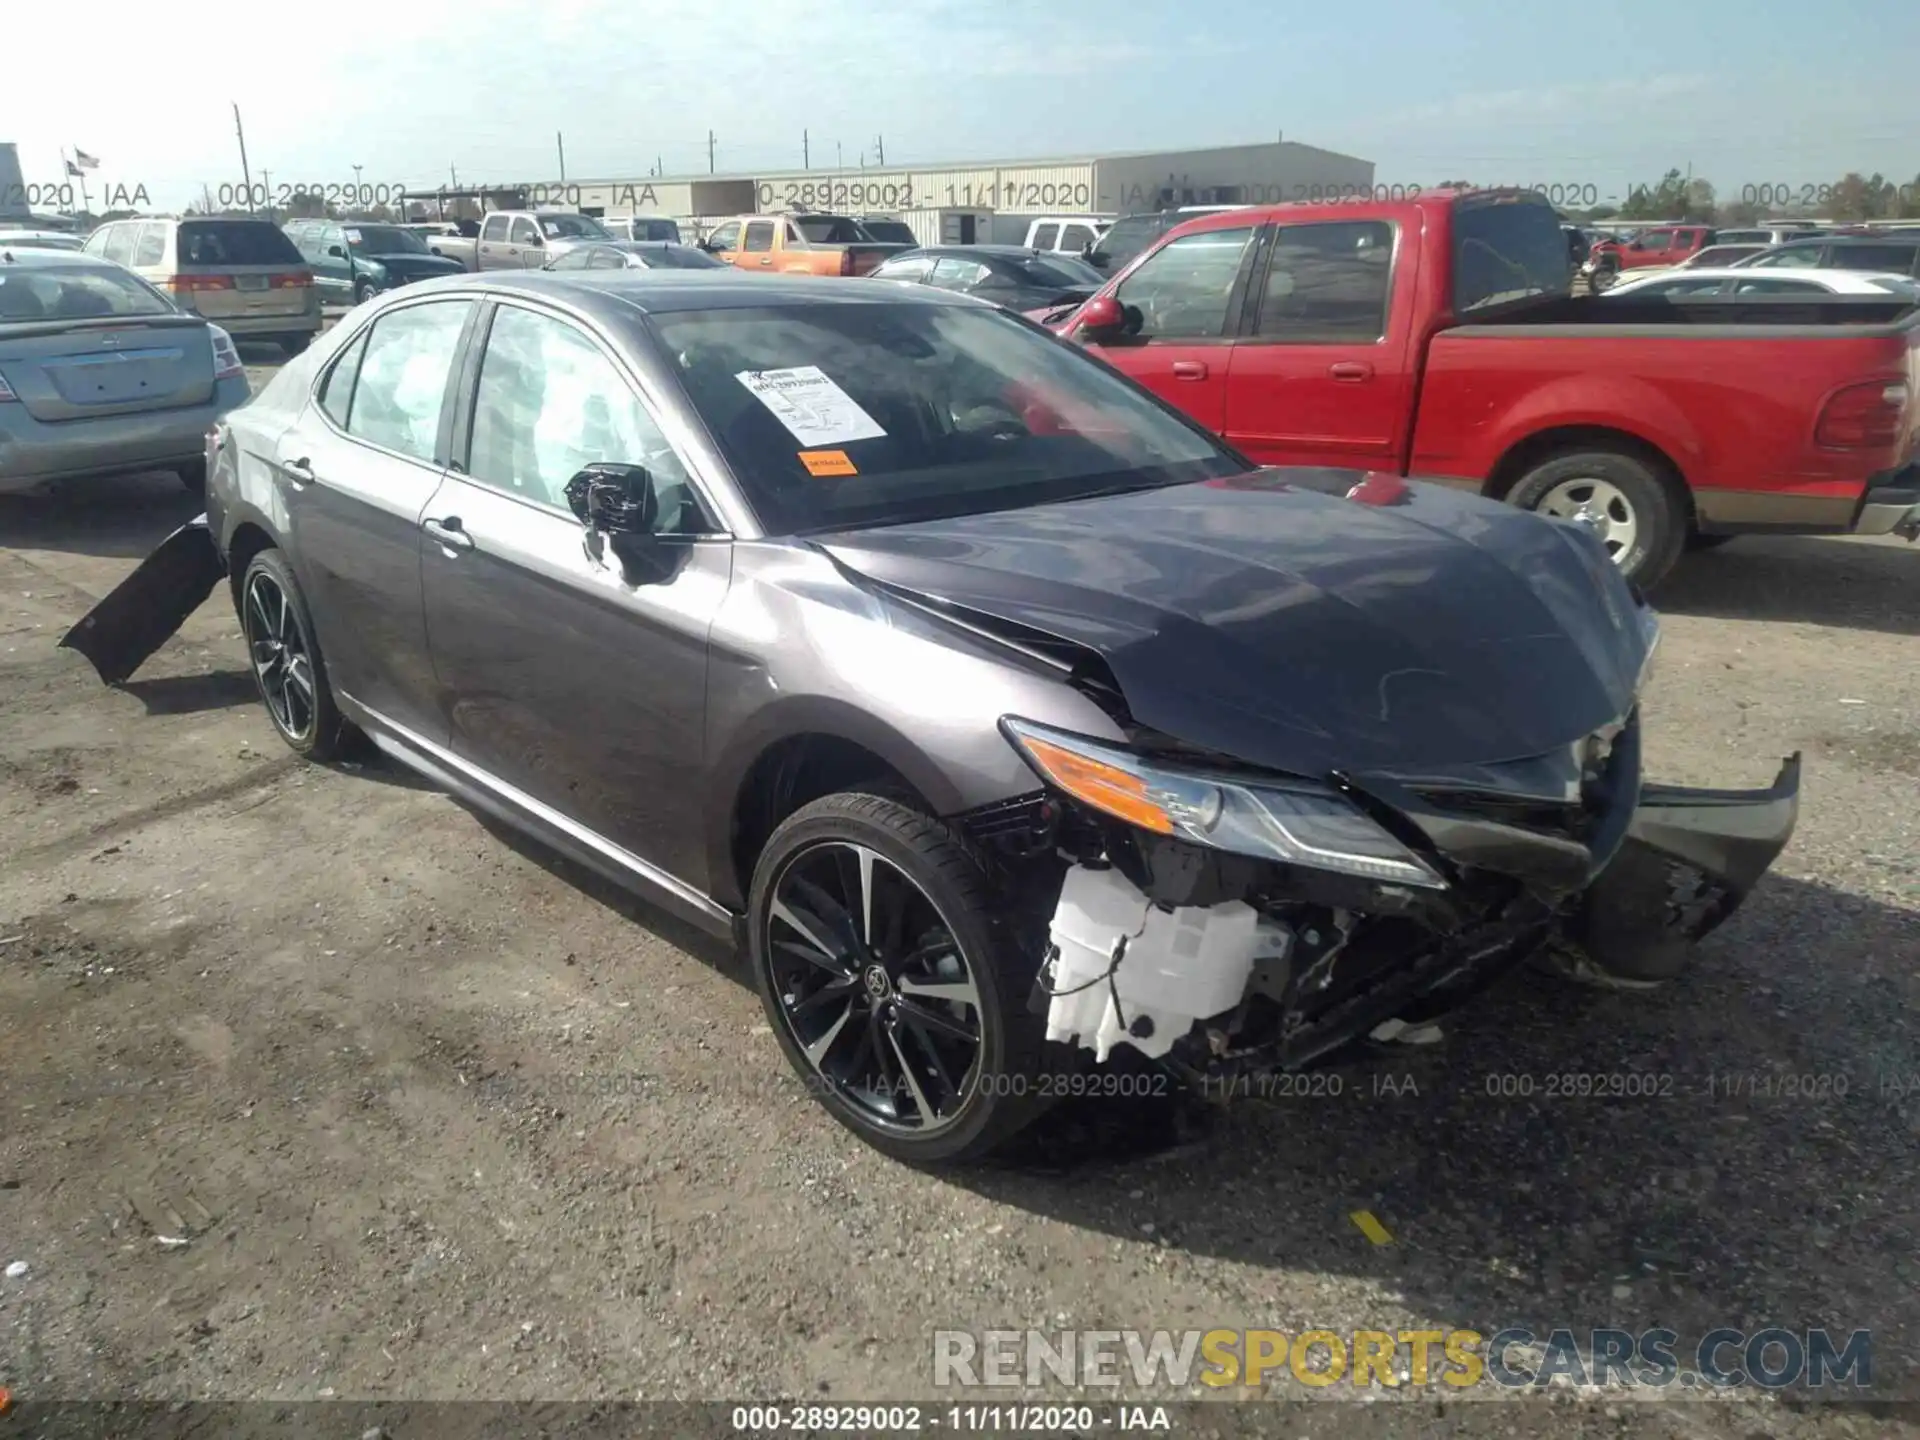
[
  {"left": 796, "top": 216, "right": 865, "bottom": 244},
  {"left": 639, "top": 245, "right": 729, "bottom": 269},
  {"left": 650, "top": 302, "right": 1240, "bottom": 535},
  {"left": 0, "top": 264, "right": 176, "bottom": 322},
  {"left": 1091, "top": 215, "right": 1167, "bottom": 269},
  {"left": 858, "top": 220, "right": 916, "bottom": 244},
  {"left": 1451, "top": 194, "right": 1571, "bottom": 311},
  {"left": 1005, "top": 254, "right": 1102, "bottom": 288},
  {"left": 538, "top": 214, "right": 611, "bottom": 240},
  {"left": 347, "top": 225, "right": 428, "bottom": 254}
]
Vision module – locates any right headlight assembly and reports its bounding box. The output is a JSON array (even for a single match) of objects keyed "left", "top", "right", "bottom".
[{"left": 1001, "top": 717, "right": 1448, "bottom": 890}]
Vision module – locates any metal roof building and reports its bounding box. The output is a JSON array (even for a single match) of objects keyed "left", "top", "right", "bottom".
[{"left": 406, "top": 139, "right": 1375, "bottom": 223}]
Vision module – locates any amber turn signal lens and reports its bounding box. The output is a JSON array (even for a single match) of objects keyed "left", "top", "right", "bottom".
[{"left": 1017, "top": 735, "right": 1174, "bottom": 835}]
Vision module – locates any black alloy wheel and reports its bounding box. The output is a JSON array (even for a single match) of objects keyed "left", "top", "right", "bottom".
[
  {"left": 748, "top": 793, "right": 1054, "bottom": 1162},
  {"left": 239, "top": 550, "right": 345, "bottom": 760}
]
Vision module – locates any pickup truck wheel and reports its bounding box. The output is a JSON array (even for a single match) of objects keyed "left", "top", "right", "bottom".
[
  {"left": 747, "top": 792, "right": 1055, "bottom": 1164},
  {"left": 353, "top": 279, "right": 377, "bottom": 306},
  {"left": 1510, "top": 450, "right": 1685, "bottom": 587}
]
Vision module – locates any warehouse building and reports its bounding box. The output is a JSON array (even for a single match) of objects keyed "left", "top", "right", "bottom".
[{"left": 405, "top": 139, "right": 1375, "bottom": 238}]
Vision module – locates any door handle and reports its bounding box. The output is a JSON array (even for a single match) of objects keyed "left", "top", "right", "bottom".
[
  {"left": 1329, "top": 362, "right": 1374, "bottom": 381},
  {"left": 422, "top": 516, "right": 474, "bottom": 551},
  {"left": 283, "top": 456, "right": 314, "bottom": 485},
  {"left": 758, "top": 257, "right": 773, "bottom": 267},
  {"left": 1171, "top": 360, "right": 1209, "bottom": 380}
]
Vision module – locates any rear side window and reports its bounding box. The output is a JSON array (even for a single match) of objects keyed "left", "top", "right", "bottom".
[
  {"left": 1060, "top": 224, "right": 1097, "bottom": 251},
  {"left": 318, "top": 329, "right": 370, "bottom": 428},
  {"left": 744, "top": 222, "right": 774, "bottom": 253},
  {"left": 1030, "top": 224, "right": 1060, "bottom": 250},
  {"left": 178, "top": 221, "right": 302, "bottom": 266},
  {"left": 1255, "top": 221, "right": 1393, "bottom": 341},
  {"left": 1831, "top": 244, "right": 1920, "bottom": 275},
  {"left": 1451, "top": 196, "right": 1570, "bottom": 312},
  {"left": 132, "top": 224, "right": 167, "bottom": 267},
  {"left": 482, "top": 215, "right": 509, "bottom": 241},
  {"left": 343, "top": 301, "right": 471, "bottom": 462}
]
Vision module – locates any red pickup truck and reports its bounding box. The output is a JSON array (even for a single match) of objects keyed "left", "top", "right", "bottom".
[{"left": 1050, "top": 190, "right": 1920, "bottom": 584}]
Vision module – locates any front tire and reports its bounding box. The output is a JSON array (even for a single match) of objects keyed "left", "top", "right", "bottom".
[
  {"left": 1509, "top": 448, "right": 1686, "bottom": 587},
  {"left": 747, "top": 792, "right": 1054, "bottom": 1164},
  {"left": 239, "top": 549, "right": 345, "bottom": 760},
  {"left": 353, "top": 280, "right": 377, "bottom": 306}
]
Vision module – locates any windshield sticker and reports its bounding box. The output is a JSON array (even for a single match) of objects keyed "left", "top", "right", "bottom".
[
  {"left": 798, "top": 449, "right": 857, "bottom": 477},
  {"left": 735, "top": 366, "right": 887, "bottom": 446},
  {"left": 343, "top": 228, "right": 363, "bottom": 243}
]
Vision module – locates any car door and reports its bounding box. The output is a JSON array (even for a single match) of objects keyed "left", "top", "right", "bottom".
[
  {"left": 476, "top": 214, "right": 512, "bottom": 270},
  {"left": 1221, "top": 217, "right": 1407, "bottom": 467},
  {"left": 418, "top": 298, "right": 732, "bottom": 889},
  {"left": 1078, "top": 224, "right": 1259, "bottom": 431},
  {"left": 279, "top": 297, "right": 477, "bottom": 739},
  {"left": 1627, "top": 228, "right": 1674, "bottom": 269},
  {"left": 704, "top": 221, "right": 742, "bottom": 266},
  {"left": 741, "top": 220, "right": 777, "bottom": 270},
  {"left": 509, "top": 216, "right": 545, "bottom": 269}
]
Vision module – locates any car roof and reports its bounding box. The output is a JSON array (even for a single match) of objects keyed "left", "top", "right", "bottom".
[
  {"left": 892, "top": 245, "right": 1066, "bottom": 260},
  {"left": 0, "top": 247, "right": 124, "bottom": 269},
  {"left": 1613, "top": 267, "right": 1908, "bottom": 289},
  {"left": 441, "top": 270, "right": 982, "bottom": 315}
]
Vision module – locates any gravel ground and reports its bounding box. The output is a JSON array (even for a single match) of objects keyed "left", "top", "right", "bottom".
[{"left": 0, "top": 344, "right": 1915, "bottom": 1435}]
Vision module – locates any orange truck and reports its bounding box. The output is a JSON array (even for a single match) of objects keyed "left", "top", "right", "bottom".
[{"left": 699, "top": 212, "right": 911, "bottom": 276}]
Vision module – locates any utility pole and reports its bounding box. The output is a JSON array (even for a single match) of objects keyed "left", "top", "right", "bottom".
[
  {"left": 258, "top": 169, "right": 271, "bottom": 219},
  {"left": 450, "top": 164, "right": 459, "bottom": 188},
  {"left": 836, "top": 140, "right": 843, "bottom": 171},
  {"left": 233, "top": 103, "right": 255, "bottom": 213},
  {"left": 803, "top": 129, "right": 809, "bottom": 169},
  {"left": 708, "top": 131, "right": 717, "bottom": 175},
  {"left": 874, "top": 134, "right": 885, "bottom": 167},
  {"left": 556, "top": 131, "right": 566, "bottom": 182}
]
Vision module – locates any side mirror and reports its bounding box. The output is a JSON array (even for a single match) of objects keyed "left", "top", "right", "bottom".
[
  {"left": 566, "top": 462, "right": 657, "bottom": 534},
  {"left": 1074, "top": 293, "right": 1129, "bottom": 341}
]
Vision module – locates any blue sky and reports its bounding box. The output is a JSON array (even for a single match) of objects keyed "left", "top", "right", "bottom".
[{"left": 7, "top": 0, "right": 1919, "bottom": 210}]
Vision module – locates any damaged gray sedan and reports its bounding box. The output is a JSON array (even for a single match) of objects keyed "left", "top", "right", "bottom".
[{"left": 66, "top": 272, "right": 1799, "bottom": 1162}]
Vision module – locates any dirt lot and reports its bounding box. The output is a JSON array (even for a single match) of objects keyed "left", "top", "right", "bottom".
[{"left": 1, "top": 344, "right": 1916, "bottom": 1435}]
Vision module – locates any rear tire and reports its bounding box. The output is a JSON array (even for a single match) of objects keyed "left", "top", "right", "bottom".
[
  {"left": 239, "top": 549, "right": 346, "bottom": 762},
  {"left": 352, "top": 280, "right": 377, "bottom": 306},
  {"left": 747, "top": 792, "right": 1056, "bottom": 1164},
  {"left": 1508, "top": 448, "right": 1686, "bottom": 588},
  {"left": 279, "top": 334, "right": 312, "bottom": 356}
]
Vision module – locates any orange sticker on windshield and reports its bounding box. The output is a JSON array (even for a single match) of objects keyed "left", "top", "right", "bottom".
[{"left": 799, "top": 450, "right": 858, "bottom": 477}]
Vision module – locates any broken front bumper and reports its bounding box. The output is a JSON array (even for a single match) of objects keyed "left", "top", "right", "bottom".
[
  {"left": 1560, "top": 753, "right": 1801, "bottom": 985},
  {"left": 58, "top": 515, "right": 226, "bottom": 685}
]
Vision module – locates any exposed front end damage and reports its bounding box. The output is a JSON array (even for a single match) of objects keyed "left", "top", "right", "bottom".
[{"left": 960, "top": 714, "right": 1799, "bottom": 1092}]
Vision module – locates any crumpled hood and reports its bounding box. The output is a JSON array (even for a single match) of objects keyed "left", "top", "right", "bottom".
[{"left": 816, "top": 469, "right": 1652, "bottom": 777}]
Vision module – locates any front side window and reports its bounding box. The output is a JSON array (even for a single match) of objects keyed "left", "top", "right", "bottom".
[
  {"left": 344, "top": 301, "right": 471, "bottom": 462},
  {"left": 1113, "top": 227, "right": 1257, "bottom": 339},
  {"left": 481, "top": 215, "right": 509, "bottom": 242},
  {"left": 1029, "top": 224, "right": 1060, "bottom": 250},
  {"left": 1637, "top": 231, "right": 1674, "bottom": 254},
  {"left": 1255, "top": 220, "right": 1393, "bottom": 341},
  {"left": 706, "top": 222, "right": 741, "bottom": 252},
  {"left": 651, "top": 302, "right": 1239, "bottom": 536},
  {"left": 509, "top": 218, "right": 540, "bottom": 246},
  {"left": 466, "top": 305, "right": 705, "bottom": 529},
  {"left": 743, "top": 222, "right": 775, "bottom": 253},
  {"left": 1747, "top": 246, "right": 1823, "bottom": 270}
]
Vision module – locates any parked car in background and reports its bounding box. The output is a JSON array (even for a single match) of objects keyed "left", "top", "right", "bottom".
[
  {"left": 472, "top": 211, "right": 615, "bottom": 272},
  {"left": 1605, "top": 268, "right": 1920, "bottom": 300},
  {"left": 1023, "top": 216, "right": 1109, "bottom": 260},
  {"left": 0, "top": 229, "right": 85, "bottom": 252},
  {"left": 1730, "top": 234, "right": 1920, "bottom": 279},
  {"left": 1583, "top": 225, "right": 1715, "bottom": 289},
  {"left": 417, "top": 219, "right": 482, "bottom": 267},
  {"left": 1050, "top": 189, "right": 1920, "bottom": 584},
  {"left": 284, "top": 220, "right": 464, "bottom": 304},
  {"left": 0, "top": 249, "right": 249, "bottom": 494},
  {"left": 602, "top": 216, "right": 684, "bottom": 244},
  {"left": 542, "top": 241, "right": 729, "bottom": 272},
  {"left": 852, "top": 216, "right": 917, "bottom": 246},
  {"left": 1675, "top": 243, "right": 1770, "bottom": 269},
  {"left": 82, "top": 215, "right": 320, "bottom": 354},
  {"left": 1086, "top": 207, "right": 1247, "bottom": 272},
  {"left": 85, "top": 270, "right": 1801, "bottom": 1165},
  {"left": 1564, "top": 225, "right": 1591, "bottom": 267},
  {"left": 869, "top": 245, "right": 1104, "bottom": 313},
  {"left": 701, "top": 213, "right": 911, "bottom": 276}
]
